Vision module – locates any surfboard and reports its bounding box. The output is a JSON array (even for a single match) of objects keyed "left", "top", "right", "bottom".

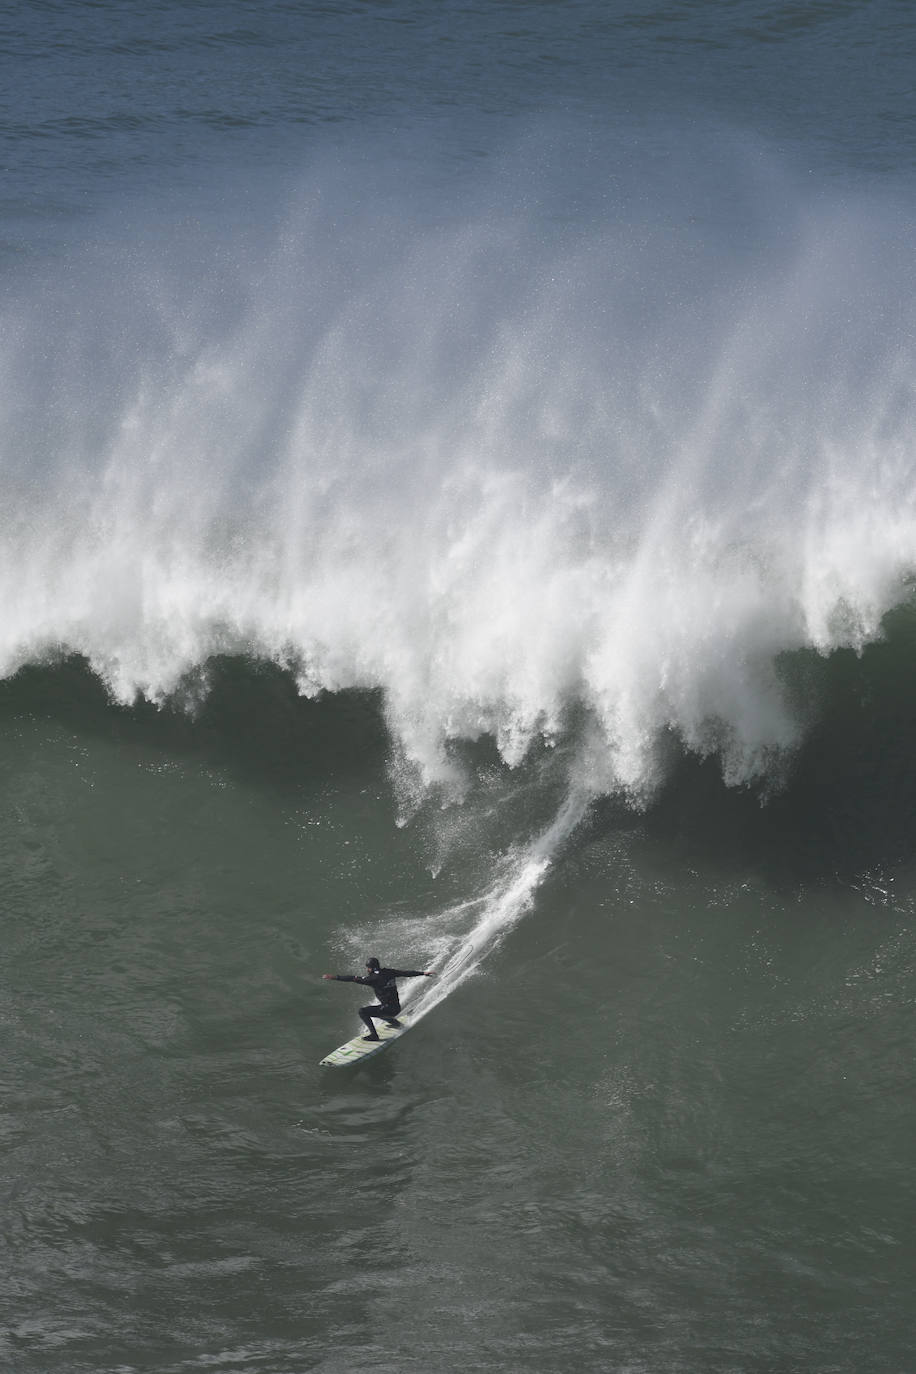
[{"left": 319, "top": 1014, "right": 412, "bottom": 1068}]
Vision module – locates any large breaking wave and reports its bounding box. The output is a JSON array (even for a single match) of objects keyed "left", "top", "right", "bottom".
[{"left": 2, "top": 129, "right": 915, "bottom": 817}]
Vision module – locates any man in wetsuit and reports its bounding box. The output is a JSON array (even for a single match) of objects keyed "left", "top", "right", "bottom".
[{"left": 322, "top": 958, "right": 435, "bottom": 1041}]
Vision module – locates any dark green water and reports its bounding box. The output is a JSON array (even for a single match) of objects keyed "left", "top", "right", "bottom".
[
  {"left": 2, "top": 654, "right": 913, "bottom": 1371},
  {"left": 2, "top": 3, "right": 916, "bottom": 1371}
]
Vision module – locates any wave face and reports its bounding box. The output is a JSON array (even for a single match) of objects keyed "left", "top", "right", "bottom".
[{"left": 2, "top": 131, "right": 916, "bottom": 808}]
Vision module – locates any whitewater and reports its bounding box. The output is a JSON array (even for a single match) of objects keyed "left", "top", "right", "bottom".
[{"left": 3, "top": 140, "right": 915, "bottom": 822}]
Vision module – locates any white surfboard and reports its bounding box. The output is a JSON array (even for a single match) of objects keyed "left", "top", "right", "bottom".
[{"left": 319, "top": 1014, "right": 412, "bottom": 1068}]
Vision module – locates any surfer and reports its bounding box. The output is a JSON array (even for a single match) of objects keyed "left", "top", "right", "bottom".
[{"left": 323, "top": 958, "right": 435, "bottom": 1040}]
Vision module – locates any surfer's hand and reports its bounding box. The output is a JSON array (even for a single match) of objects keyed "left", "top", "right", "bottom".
[
  {"left": 322, "top": 974, "right": 334, "bottom": 980},
  {"left": 424, "top": 971, "right": 436, "bottom": 977}
]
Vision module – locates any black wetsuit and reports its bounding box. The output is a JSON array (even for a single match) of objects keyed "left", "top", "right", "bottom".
[{"left": 330, "top": 968, "right": 427, "bottom": 1037}]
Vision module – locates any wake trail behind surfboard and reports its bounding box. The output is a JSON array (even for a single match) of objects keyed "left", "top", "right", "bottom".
[{"left": 403, "top": 787, "right": 591, "bottom": 1024}]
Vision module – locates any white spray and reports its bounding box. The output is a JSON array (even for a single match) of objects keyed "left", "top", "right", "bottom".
[{"left": 402, "top": 786, "right": 591, "bottom": 1022}]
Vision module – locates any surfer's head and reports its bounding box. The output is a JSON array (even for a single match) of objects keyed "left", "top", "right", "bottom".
[{"left": 366, "top": 957, "right": 381, "bottom": 971}]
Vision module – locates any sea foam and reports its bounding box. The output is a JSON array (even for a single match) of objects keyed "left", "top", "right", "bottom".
[{"left": 2, "top": 135, "right": 914, "bottom": 807}]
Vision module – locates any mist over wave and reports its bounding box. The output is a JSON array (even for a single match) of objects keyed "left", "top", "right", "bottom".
[{"left": 2, "top": 128, "right": 915, "bottom": 809}]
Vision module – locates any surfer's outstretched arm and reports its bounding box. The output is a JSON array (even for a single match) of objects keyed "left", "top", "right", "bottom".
[{"left": 322, "top": 971, "right": 435, "bottom": 980}]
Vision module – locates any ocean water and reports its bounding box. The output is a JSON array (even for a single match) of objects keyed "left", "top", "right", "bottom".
[{"left": 1, "top": 3, "right": 914, "bottom": 1371}]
